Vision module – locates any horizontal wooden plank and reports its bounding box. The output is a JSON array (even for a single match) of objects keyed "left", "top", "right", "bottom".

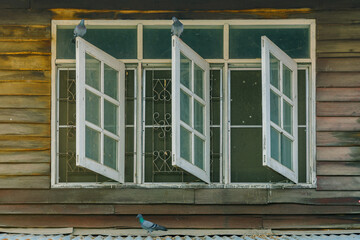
[
  {"left": 0, "top": 82, "right": 50, "bottom": 95},
  {"left": 317, "top": 102, "right": 360, "bottom": 117},
  {"left": 0, "top": 10, "right": 51, "bottom": 25},
  {"left": 0, "top": 55, "right": 50, "bottom": 70},
  {"left": 295, "top": 10, "right": 360, "bottom": 24},
  {"left": 317, "top": 176, "right": 360, "bottom": 190},
  {"left": 0, "top": 109, "right": 49, "bottom": 123},
  {"left": 0, "top": 41, "right": 50, "bottom": 54},
  {"left": 0, "top": 214, "right": 262, "bottom": 228},
  {"left": 194, "top": 189, "right": 268, "bottom": 204},
  {"left": 0, "top": 136, "right": 50, "bottom": 151},
  {"left": 317, "top": 52, "right": 360, "bottom": 58},
  {"left": 0, "top": 70, "right": 50, "bottom": 81},
  {"left": 317, "top": 161, "right": 360, "bottom": 175},
  {"left": 318, "top": 24, "right": 360, "bottom": 40},
  {"left": 317, "top": 132, "right": 360, "bottom": 146},
  {"left": 317, "top": 72, "right": 360, "bottom": 88},
  {"left": 317, "top": 40, "right": 360, "bottom": 54},
  {"left": 0, "top": 150, "right": 50, "bottom": 163},
  {"left": 317, "top": 117, "right": 360, "bottom": 131},
  {"left": 317, "top": 147, "right": 360, "bottom": 161},
  {"left": 0, "top": 0, "right": 29, "bottom": 8},
  {"left": 0, "top": 25, "right": 50, "bottom": 40},
  {"left": 268, "top": 189, "right": 360, "bottom": 205},
  {"left": 0, "top": 163, "right": 49, "bottom": 176},
  {"left": 0, "top": 123, "right": 49, "bottom": 136},
  {"left": 263, "top": 215, "right": 360, "bottom": 229},
  {"left": 0, "top": 96, "right": 50, "bottom": 108},
  {"left": 317, "top": 88, "right": 360, "bottom": 101},
  {"left": 317, "top": 58, "right": 360, "bottom": 72},
  {"left": 0, "top": 176, "right": 49, "bottom": 189}
]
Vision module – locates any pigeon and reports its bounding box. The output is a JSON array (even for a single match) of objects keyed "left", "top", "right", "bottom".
[
  {"left": 136, "top": 214, "right": 168, "bottom": 233},
  {"left": 72, "top": 19, "right": 86, "bottom": 43},
  {"left": 171, "top": 16, "right": 183, "bottom": 37}
]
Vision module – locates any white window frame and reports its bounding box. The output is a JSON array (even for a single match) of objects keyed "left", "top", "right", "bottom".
[
  {"left": 261, "top": 36, "right": 298, "bottom": 183},
  {"left": 171, "top": 35, "right": 211, "bottom": 183},
  {"left": 51, "top": 19, "right": 316, "bottom": 188},
  {"left": 75, "top": 37, "right": 126, "bottom": 182}
]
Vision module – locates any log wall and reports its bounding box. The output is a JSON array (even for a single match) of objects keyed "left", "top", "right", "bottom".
[{"left": 0, "top": 0, "right": 359, "bottom": 230}]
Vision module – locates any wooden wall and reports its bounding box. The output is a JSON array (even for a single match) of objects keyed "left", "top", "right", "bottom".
[{"left": 0, "top": 0, "right": 359, "bottom": 230}]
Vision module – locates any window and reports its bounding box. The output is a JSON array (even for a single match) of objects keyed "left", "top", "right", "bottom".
[{"left": 51, "top": 20, "right": 315, "bottom": 187}]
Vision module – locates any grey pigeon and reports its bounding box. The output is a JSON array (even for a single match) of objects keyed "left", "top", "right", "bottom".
[
  {"left": 171, "top": 16, "right": 183, "bottom": 37},
  {"left": 72, "top": 19, "right": 86, "bottom": 43},
  {"left": 136, "top": 214, "right": 167, "bottom": 233}
]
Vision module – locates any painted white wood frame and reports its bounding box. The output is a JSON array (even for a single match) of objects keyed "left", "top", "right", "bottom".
[
  {"left": 171, "top": 35, "right": 211, "bottom": 183},
  {"left": 261, "top": 36, "right": 298, "bottom": 183},
  {"left": 76, "top": 37, "right": 126, "bottom": 182}
]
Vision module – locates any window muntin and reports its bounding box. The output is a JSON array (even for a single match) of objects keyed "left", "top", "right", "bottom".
[
  {"left": 53, "top": 20, "right": 315, "bottom": 187},
  {"left": 261, "top": 36, "right": 298, "bottom": 183}
]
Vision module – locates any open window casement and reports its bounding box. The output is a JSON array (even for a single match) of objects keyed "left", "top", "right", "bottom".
[
  {"left": 171, "top": 36, "right": 211, "bottom": 183},
  {"left": 75, "top": 37, "right": 125, "bottom": 183},
  {"left": 261, "top": 36, "right": 298, "bottom": 183}
]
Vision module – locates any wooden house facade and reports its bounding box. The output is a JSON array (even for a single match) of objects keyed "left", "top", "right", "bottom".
[{"left": 0, "top": 0, "right": 360, "bottom": 231}]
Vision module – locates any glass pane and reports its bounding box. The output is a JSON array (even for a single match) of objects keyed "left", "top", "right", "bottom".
[
  {"left": 85, "top": 126, "right": 100, "bottom": 162},
  {"left": 104, "top": 64, "right": 118, "bottom": 100},
  {"left": 180, "top": 126, "right": 192, "bottom": 162},
  {"left": 180, "top": 90, "right": 191, "bottom": 126},
  {"left": 194, "top": 135, "right": 204, "bottom": 170},
  {"left": 104, "top": 135, "right": 117, "bottom": 170},
  {"left": 104, "top": 100, "right": 118, "bottom": 135},
  {"left": 57, "top": 28, "right": 137, "bottom": 59},
  {"left": 59, "top": 70, "right": 76, "bottom": 126},
  {"left": 194, "top": 100, "right": 204, "bottom": 134},
  {"left": 85, "top": 90, "right": 100, "bottom": 126},
  {"left": 180, "top": 53, "right": 192, "bottom": 89},
  {"left": 298, "top": 70, "right": 306, "bottom": 126},
  {"left": 281, "top": 135, "right": 293, "bottom": 170},
  {"left": 143, "top": 27, "right": 172, "bottom": 59},
  {"left": 194, "top": 64, "right": 204, "bottom": 99},
  {"left": 181, "top": 28, "right": 223, "bottom": 59},
  {"left": 230, "top": 70, "right": 262, "bottom": 125},
  {"left": 283, "top": 100, "right": 293, "bottom": 134},
  {"left": 210, "top": 70, "right": 221, "bottom": 126},
  {"left": 85, "top": 53, "right": 101, "bottom": 90},
  {"left": 270, "top": 127, "right": 280, "bottom": 162},
  {"left": 270, "top": 90, "right": 280, "bottom": 126},
  {"left": 283, "top": 65, "right": 292, "bottom": 99},
  {"left": 229, "top": 27, "right": 310, "bottom": 59},
  {"left": 270, "top": 54, "right": 280, "bottom": 89}
]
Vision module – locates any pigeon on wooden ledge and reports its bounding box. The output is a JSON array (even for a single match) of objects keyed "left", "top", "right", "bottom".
[
  {"left": 136, "top": 214, "right": 168, "bottom": 233},
  {"left": 72, "top": 19, "right": 87, "bottom": 43},
  {"left": 171, "top": 16, "right": 183, "bottom": 37}
]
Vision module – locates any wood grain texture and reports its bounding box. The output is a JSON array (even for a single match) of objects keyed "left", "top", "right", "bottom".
[
  {"left": 0, "top": 9, "right": 51, "bottom": 25},
  {"left": 317, "top": 117, "right": 360, "bottom": 131},
  {"left": 317, "top": 176, "right": 360, "bottom": 190},
  {"left": 317, "top": 58, "right": 360, "bottom": 72},
  {"left": 0, "top": 96, "right": 50, "bottom": 108},
  {"left": 0, "top": 109, "right": 50, "bottom": 123},
  {"left": 317, "top": 88, "right": 360, "bottom": 101},
  {"left": 317, "top": 72, "right": 360, "bottom": 88},
  {"left": 0, "top": 25, "right": 50, "bottom": 40},
  {"left": 0, "top": 163, "right": 49, "bottom": 176},
  {"left": 0, "top": 82, "right": 50, "bottom": 95},
  {"left": 317, "top": 132, "right": 360, "bottom": 146},
  {"left": 194, "top": 189, "right": 268, "bottom": 204},
  {"left": 317, "top": 161, "right": 360, "bottom": 175},
  {"left": 0, "top": 41, "right": 50, "bottom": 54},
  {"left": 317, "top": 40, "right": 360, "bottom": 54},
  {"left": 0, "top": 123, "right": 49, "bottom": 136},
  {"left": 0, "top": 136, "right": 50, "bottom": 151},
  {"left": 0, "top": 55, "right": 50, "bottom": 70},
  {"left": 318, "top": 24, "right": 360, "bottom": 40},
  {"left": 0, "top": 176, "right": 49, "bottom": 189},
  {"left": 0, "top": 150, "right": 50, "bottom": 163},
  {"left": 0, "top": 70, "right": 50, "bottom": 81},
  {"left": 317, "top": 102, "right": 360, "bottom": 117},
  {"left": 317, "top": 147, "right": 360, "bottom": 161}
]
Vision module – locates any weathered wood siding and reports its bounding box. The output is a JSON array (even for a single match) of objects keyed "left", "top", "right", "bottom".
[{"left": 0, "top": 0, "right": 359, "bottom": 230}]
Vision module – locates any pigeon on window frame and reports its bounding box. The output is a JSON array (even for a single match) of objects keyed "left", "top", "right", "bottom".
[
  {"left": 136, "top": 214, "right": 168, "bottom": 233},
  {"left": 171, "top": 16, "right": 184, "bottom": 37},
  {"left": 72, "top": 19, "right": 87, "bottom": 43}
]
